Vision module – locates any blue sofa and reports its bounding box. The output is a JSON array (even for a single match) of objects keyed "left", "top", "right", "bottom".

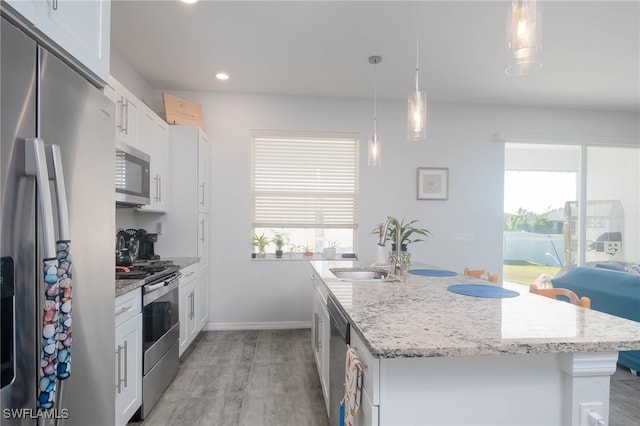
[{"left": 551, "top": 265, "right": 640, "bottom": 372}]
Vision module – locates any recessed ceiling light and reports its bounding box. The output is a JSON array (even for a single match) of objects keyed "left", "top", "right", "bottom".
[
  {"left": 215, "top": 72, "right": 230, "bottom": 81},
  {"left": 181, "top": 0, "right": 198, "bottom": 4}
]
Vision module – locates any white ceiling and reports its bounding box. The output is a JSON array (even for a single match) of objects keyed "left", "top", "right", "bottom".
[{"left": 111, "top": 0, "right": 640, "bottom": 112}]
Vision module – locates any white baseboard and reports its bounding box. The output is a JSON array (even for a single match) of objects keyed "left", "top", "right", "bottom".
[{"left": 203, "top": 321, "right": 311, "bottom": 331}]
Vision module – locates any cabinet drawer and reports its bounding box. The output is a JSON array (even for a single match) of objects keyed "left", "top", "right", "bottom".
[
  {"left": 356, "top": 387, "right": 379, "bottom": 426},
  {"left": 350, "top": 329, "right": 380, "bottom": 406},
  {"left": 115, "top": 289, "right": 141, "bottom": 327},
  {"left": 180, "top": 263, "right": 198, "bottom": 287}
]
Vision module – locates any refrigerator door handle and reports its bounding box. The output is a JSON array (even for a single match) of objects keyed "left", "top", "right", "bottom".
[
  {"left": 25, "top": 138, "right": 60, "bottom": 409},
  {"left": 25, "top": 139, "right": 57, "bottom": 258},
  {"left": 45, "top": 144, "right": 74, "bottom": 391},
  {"left": 46, "top": 145, "right": 70, "bottom": 239}
]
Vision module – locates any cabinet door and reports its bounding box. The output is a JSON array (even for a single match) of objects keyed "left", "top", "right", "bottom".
[
  {"left": 114, "top": 93, "right": 139, "bottom": 150},
  {"left": 137, "top": 112, "right": 168, "bottom": 212},
  {"left": 34, "top": 0, "right": 110, "bottom": 82},
  {"left": 197, "top": 267, "right": 209, "bottom": 330},
  {"left": 179, "top": 278, "right": 198, "bottom": 357},
  {"left": 197, "top": 132, "right": 209, "bottom": 213},
  {"left": 319, "top": 300, "right": 331, "bottom": 412},
  {"left": 115, "top": 313, "right": 142, "bottom": 426},
  {"left": 197, "top": 213, "right": 209, "bottom": 270}
]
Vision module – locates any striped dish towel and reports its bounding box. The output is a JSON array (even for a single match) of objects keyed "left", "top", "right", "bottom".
[{"left": 343, "top": 345, "right": 363, "bottom": 426}]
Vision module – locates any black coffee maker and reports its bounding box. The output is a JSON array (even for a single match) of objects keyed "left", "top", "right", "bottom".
[{"left": 137, "top": 231, "right": 160, "bottom": 260}]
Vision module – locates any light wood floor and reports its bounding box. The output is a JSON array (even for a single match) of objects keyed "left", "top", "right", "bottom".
[
  {"left": 134, "top": 329, "right": 640, "bottom": 426},
  {"left": 134, "top": 329, "right": 328, "bottom": 426}
]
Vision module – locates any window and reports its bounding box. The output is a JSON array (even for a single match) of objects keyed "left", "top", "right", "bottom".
[{"left": 251, "top": 130, "right": 359, "bottom": 255}]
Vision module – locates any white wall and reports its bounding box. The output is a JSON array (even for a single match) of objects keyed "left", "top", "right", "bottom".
[{"left": 156, "top": 90, "right": 639, "bottom": 328}]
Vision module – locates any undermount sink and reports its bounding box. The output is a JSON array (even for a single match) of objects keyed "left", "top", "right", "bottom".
[{"left": 329, "top": 267, "right": 400, "bottom": 282}]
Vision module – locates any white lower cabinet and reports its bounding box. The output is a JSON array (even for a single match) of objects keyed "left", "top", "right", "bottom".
[
  {"left": 311, "top": 273, "right": 330, "bottom": 417},
  {"left": 178, "top": 263, "right": 199, "bottom": 356},
  {"left": 197, "top": 266, "right": 209, "bottom": 329},
  {"left": 350, "top": 330, "right": 380, "bottom": 426},
  {"left": 115, "top": 290, "right": 142, "bottom": 426}
]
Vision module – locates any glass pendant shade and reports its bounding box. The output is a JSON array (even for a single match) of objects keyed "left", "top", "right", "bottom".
[
  {"left": 368, "top": 134, "right": 381, "bottom": 167},
  {"left": 506, "top": 0, "right": 542, "bottom": 76},
  {"left": 407, "top": 90, "right": 427, "bottom": 140}
]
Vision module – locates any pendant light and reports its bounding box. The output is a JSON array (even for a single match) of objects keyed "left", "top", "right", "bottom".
[
  {"left": 368, "top": 55, "right": 382, "bottom": 167},
  {"left": 506, "top": 0, "right": 542, "bottom": 76},
  {"left": 407, "top": 3, "right": 426, "bottom": 141}
]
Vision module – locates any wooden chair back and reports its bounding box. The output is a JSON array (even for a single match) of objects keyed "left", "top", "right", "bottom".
[
  {"left": 529, "top": 284, "right": 591, "bottom": 308},
  {"left": 464, "top": 267, "right": 498, "bottom": 283}
]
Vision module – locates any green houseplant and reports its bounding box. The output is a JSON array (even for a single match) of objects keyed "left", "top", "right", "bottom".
[
  {"left": 251, "top": 233, "right": 270, "bottom": 258},
  {"left": 372, "top": 216, "right": 431, "bottom": 251},
  {"left": 272, "top": 232, "right": 287, "bottom": 258}
]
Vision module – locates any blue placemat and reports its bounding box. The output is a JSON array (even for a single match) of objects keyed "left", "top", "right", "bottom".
[
  {"left": 447, "top": 284, "right": 520, "bottom": 298},
  {"left": 408, "top": 269, "right": 458, "bottom": 277}
]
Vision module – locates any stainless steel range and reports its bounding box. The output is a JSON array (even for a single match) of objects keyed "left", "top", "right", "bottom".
[{"left": 118, "top": 260, "right": 180, "bottom": 420}]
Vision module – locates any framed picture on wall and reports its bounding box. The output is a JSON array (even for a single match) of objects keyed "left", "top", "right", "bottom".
[{"left": 417, "top": 167, "right": 449, "bottom": 200}]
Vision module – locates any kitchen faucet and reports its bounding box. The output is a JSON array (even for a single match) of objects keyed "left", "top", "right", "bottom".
[{"left": 378, "top": 216, "right": 402, "bottom": 277}]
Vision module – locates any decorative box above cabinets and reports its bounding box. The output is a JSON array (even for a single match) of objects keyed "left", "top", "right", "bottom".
[{"left": 3, "top": 0, "right": 111, "bottom": 84}]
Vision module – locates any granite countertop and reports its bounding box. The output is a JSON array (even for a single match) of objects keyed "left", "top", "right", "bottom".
[
  {"left": 310, "top": 260, "right": 640, "bottom": 359},
  {"left": 115, "top": 257, "right": 200, "bottom": 297}
]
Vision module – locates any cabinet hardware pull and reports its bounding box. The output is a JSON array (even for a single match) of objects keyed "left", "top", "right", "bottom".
[
  {"left": 158, "top": 175, "right": 162, "bottom": 202},
  {"left": 200, "top": 183, "right": 205, "bottom": 206},
  {"left": 115, "top": 305, "right": 133, "bottom": 317},
  {"left": 116, "top": 97, "right": 124, "bottom": 132},
  {"left": 200, "top": 219, "right": 205, "bottom": 242},
  {"left": 116, "top": 345, "right": 122, "bottom": 394},
  {"left": 123, "top": 99, "right": 129, "bottom": 135},
  {"left": 122, "top": 340, "right": 128, "bottom": 388},
  {"left": 52, "top": 0, "right": 58, "bottom": 11}
]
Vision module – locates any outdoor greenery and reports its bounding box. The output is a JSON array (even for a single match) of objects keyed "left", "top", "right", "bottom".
[
  {"left": 503, "top": 263, "right": 562, "bottom": 286},
  {"left": 504, "top": 208, "right": 550, "bottom": 233}
]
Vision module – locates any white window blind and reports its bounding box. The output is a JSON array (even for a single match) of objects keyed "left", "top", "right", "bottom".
[{"left": 252, "top": 131, "right": 359, "bottom": 229}]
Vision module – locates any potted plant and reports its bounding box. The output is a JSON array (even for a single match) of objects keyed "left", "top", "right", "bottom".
[
  {"left": 251, "top": 233, "right": 270, "bottom": 258},
  {"left": 302, "top": 244, "right": 314, "bottom": 258},
  {"left": 323, "top": 240, "right": 339, "bottom": 260},
  {"left": 272, "top": 232, "right": 287, "bottom": 258},
  {"left": 372, "top": 216, "right": 430, "bottom": 250}
]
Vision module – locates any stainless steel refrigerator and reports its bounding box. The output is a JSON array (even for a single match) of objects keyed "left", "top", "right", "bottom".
[{"left": 1, "top": 14, "right": 116, "bottom": 425}]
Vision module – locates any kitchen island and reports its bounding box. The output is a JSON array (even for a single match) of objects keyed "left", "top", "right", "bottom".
[{"left": 310, "top": 261, "right": 640, "bottom": 426}]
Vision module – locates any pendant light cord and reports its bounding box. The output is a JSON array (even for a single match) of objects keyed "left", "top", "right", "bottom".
[
  {"left": 415, "top": 1, "right": 420, "bottom": 92},
  {"left": 374, "top": 61, "right": 378, "bottom": 137}
]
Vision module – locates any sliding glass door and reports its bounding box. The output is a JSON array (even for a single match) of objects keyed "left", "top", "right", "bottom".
[{"left": 504, "top": 143, "right": 640, "bottom": 285}]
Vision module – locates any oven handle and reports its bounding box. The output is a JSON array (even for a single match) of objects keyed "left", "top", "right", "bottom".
[
  {"left": 143, "top": 273, "right": 181, "bottom": 305},
  {"left": 144, "top": 281, "right": 169, "bottom": 294},
  {"left": 144, "top": 274, "right": 180, "bottom": 294}
]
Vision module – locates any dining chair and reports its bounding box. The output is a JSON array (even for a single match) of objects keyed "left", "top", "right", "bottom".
[
  {"left": 464, "top": 267, "right": 498, "bottom": 283},
  {"left": 529, "top": 284, "right": 591, "bottom": 308}
]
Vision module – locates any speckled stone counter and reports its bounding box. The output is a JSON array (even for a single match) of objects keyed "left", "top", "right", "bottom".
[
  {"left": 115, "top": 277, "right": 145, "bottom": 297},
  {"left": 163, "top": 257, "right": 199, "bottom": 269},
  {"left": 115, "top": 257, "right": 199, "bottom": 297},
  {"left": 310, "top": 260, "right": 640, "bottom": 359}
]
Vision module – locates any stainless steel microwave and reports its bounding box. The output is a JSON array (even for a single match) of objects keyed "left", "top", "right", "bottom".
[{"left": 115, "top": 141, "right": 150, "bottom": 206}]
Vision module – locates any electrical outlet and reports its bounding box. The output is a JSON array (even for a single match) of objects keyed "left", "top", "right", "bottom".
[
  {"left": 579, "top": 402, "right": 605, "bottom": 426},
  {"left": 155, "top": 221, "right": 162, "bottom": 235}
]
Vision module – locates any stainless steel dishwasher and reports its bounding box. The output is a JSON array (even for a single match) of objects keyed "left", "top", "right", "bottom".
[{"left": 328, "top": 294, "right": 350, "bottom": 426}]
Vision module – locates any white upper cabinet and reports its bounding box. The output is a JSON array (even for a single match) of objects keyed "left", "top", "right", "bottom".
[
  {"left": 109, "top": 77, "right": 141, "bottom": 152},
  {"left": 138, "top": 107, "right": 170, "bottom": 213},
  {"left": 5, "top": 0, "right": 111, "bottom": 83},
  {"left": 197, "top": 132, "right": 210, "bottom": 213}
]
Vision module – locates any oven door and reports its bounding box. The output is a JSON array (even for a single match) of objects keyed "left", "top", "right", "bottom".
[
  {"left": 142, "top": 276, "right": 179, "bottom": 374},
  {"left": 115, "top": 141, "right": 150, "bottom": 206}
]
